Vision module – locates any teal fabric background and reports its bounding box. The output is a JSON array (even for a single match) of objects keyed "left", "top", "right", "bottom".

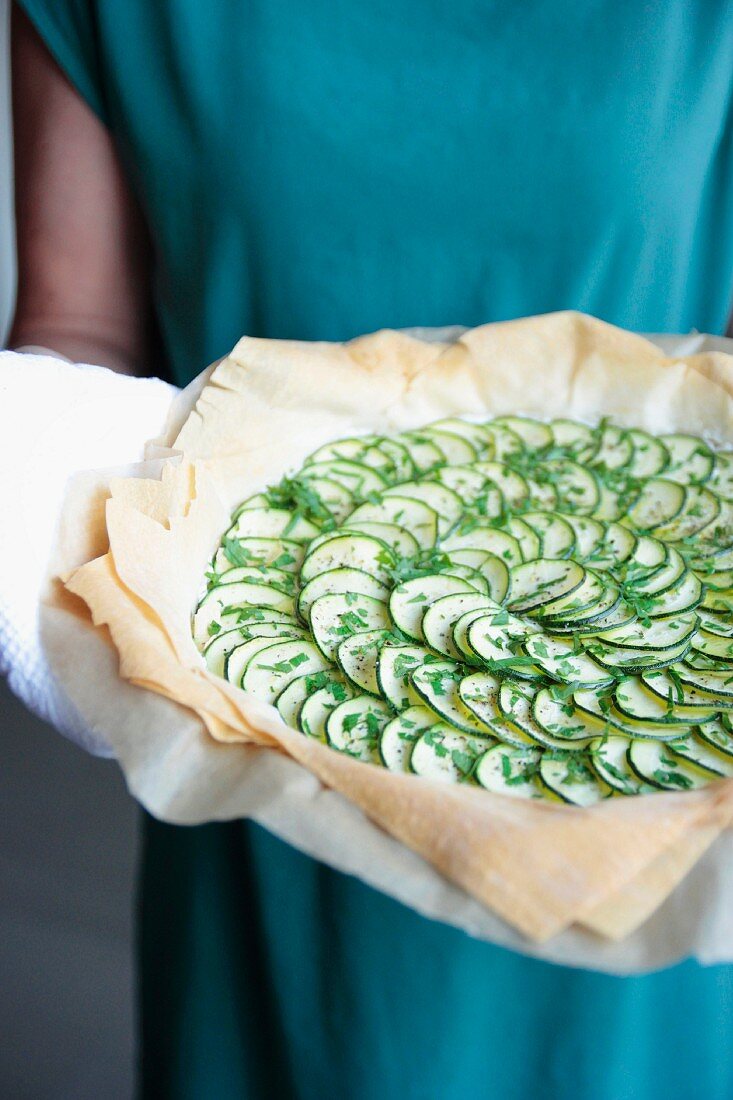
[
  {"left": 19, "top": 1, "right": 733, "bottom": 384},
  {"left": 17, "top": 1, "right": 733, "bottom": 1096}
]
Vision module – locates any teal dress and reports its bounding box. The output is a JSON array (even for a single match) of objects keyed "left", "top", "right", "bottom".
[{"left": 21, "top": 2, "right": 733, "bottom": 1096}]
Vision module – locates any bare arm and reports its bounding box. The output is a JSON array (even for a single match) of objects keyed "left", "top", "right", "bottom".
[{"left": 8, "top": 4, "right": 156, "bottom": 374}]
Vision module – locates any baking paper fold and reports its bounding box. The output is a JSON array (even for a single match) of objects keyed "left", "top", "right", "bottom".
[{"left": 46, "top": 311, "right": 733, "bottom": 965}]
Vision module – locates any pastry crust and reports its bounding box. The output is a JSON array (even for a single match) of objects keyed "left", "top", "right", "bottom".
[{"left": 64, "top": 312, "right": 733, "bottom": 941}]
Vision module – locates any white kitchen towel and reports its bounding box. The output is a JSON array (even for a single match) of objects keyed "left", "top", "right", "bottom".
[{"left": 0, "top": 350, "right": 176, "bottom": 754}]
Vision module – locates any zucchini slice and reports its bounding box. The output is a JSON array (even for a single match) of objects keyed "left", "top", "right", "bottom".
[
  {"left": 326, "top": 696, "right": 393, "bottom": 762},
  {"left": 212, "top": 537, "right": 305, "bottom": 574},
  {"left": 562, "top": 515, "right": 606, "bottom": 560},
  {"left": 343, "top": 521, "right": 420, "bottom": 559},
  {"left": 683, "top": 652, "right": 731, "bottom": 672},
  {"left": 643, "top": 569, "right": 703, "bottom": 618},
  {"left": 504, "top": 517, "right": 542, "bottom": 562},
  {"left": 690, "top": 545, "right": 733, "bottom": 573},
  {"left": 304, "top": 435, "right": 394, "bottom": 472},
  {"left": 452, "top": 606, "right": 501, "bottom": 664},
  {"left": 224, "top": 633, "right": 308, "bottom": 688},
  {"left": 301, "top": 459, "right": 388, "bottom": 496},
  {"left": 379, "top": 706, "right": 435, "bottom": 772},
  {"left": 201, "top": 606, "right": 299, "bottom": 645},
  {"left": 275, "top": 674, "right": 314, "bottom": 730},
  {"left": 382, "top": 480, "right": 463, "bottom": 534},
  {"left": 211, "top": 564, "right": 296, "bottom": 592},
  {"left": 348, "top": 496, "right": 439, "bottom": 549},
  {"left": 526, "top": 477, "right": 558, "bottom": 511},
  {"left": 483, "top": 422, "right": 524, "bottom": 460},
  {"left": 593, "top": 482, "right": 634, "bottom": 522},
  {"left": 435, "top": 464, "right": 492, "bottom": 502},
  {"left": 232, "top": 492, "right": 270, "bottom": 514},
  {"left": 227, "top": 507, "right": 320, "bottom": 542},
  {"left": 541, "top": 582, "right": 622, "bottom": 631},
  {"left": 623, "top": 534, "right": 668, "bottom": 575},
  {"left": 421, "top": 591, "right": 498, "bottom": 659},
  {"left": 498, "top": 682, "right": 591, "bottom": 750},
  {"left": 587, "top": 639, "right": 691, "bottom": 674},
  {"left": 626, "top": 429, "right": 670, "bottom": 479},
  {"left": 475, "top": 745, "right": 542, "bottom": 797},
  {"left": 491, "top": 415, "right": 553, "bottom": 451},
  {"left": 542, "top": 459, "right": 600, "bottom": 514},
  {"left": 670, "top": 663, "right": 733, "bottom": 699},
  {"left": 587, "top": 521, "right": 637, "bottom": 570},
  {"left": 702, "top": 588, "right": 733, "bottom": 613},
  {"left": 276, "top": 670, "right": 348, "bottom": 731},
  {"left": 539, "top": 754, "right": 609, "bottom": 806},
  {"left": 704, "top": 569, "right": 733, "bottom": 591},
  {"left": 590, "top": 424, "right": 634, "bottom": 472},
  {"left": 688, "top": 500, "right": 733, "bottom": 558},
  {"left": 301, "top": 533, "right": 395, "bottom": 586},
  {"left": 698, "top": 719, "right": 733, "bottom": 758},
  {"left": 662, "top": 434, "right": 714, "bottom": 485},
  {"left": 696, "top": 609, "right": 733, "bottom": 638},
  {"left": 465, "top": 610, "right": 539, "bottom": 674},
  {"left": 410, "top": 725, "right": 489, "bottom": 783},
  {"left": 507, "top": 559, "right": 585, "bottom": 614},
  {"left": 193, "top": 582, "right": 297, "bottom": 645},
  {"left": 459, "top": 674, "right": 537, "bottom": 748},
  {"left": 536, "top": 569, "right": 607, "bottom": 622},
  {"left": 575, "top": 685, "right": 695, "bottom": 741},
  {"left": 445, "top": 551, "right": 510, "bottom": 603},
  {"left": 641, "top": 668, "right": 732, "bottom": 711},
  {"left": 300, "top": 681, "right": 356, "bottom": 740},
  {"left": 627, "top": 478, "right": 686, "bottom": 531},
  {"left": 397, "top": 432, "right": 446, "bottom": 472},
  {"left": 532, "top": 687, "right": 605, "bottom": 742},
  {"left": 419, "top": 428, "right": 478, "bottom": 465},
  {"left": 297, "top": 475, "right": 355, "bottom": 521},
  {"left": 389, "top": 574, "right": 475, "bottom": 642},
  {"left": 376, "top": 644, "right": 433, "bottom": 710},
  {"left": 440, "top": 564, "right": 490, "bottom": 595},
  {"left": 376, "top": 437, "right": 416, "bottom": 481},
  {"left": 550, "top": 419, "right": 598, "bottom": 462},
  {"left": 627, "top": 740, "right": 709, "bottom": 790},
  {"left": 441, "top": 526, "right": 522, "bottom": 566},
  {"left": 428, "top": 417, "right": 493, "bottom": 453},
  {"left": 690, "top": 631, "right": 733, "bottom": 660},
  {"left": 523, "top": 635, "right": 614, "bottom": 688},
  {"left": 337, "top": 629, "right": 390, "bottom": 694},
  {"left": 589, "top": 735, "right": 647, "bottom": 795},
  {"left": 204, "top": 622, "right": 303, "bottom": 678},
  {"left": 474, "top": 461, "right": 530, "bottom": 508},
  {"left": 595, "top": 611, "right": 698, "bottom": 650},
  {"left": 310, "top": 592, "right": 391, "bottom": 661},
  {"left": 575, "top": 598, "right": 636, "bottom": 635},
  {"left": 666, "top": 733, "right": 733, "bottom": 778},
  {"left": 411, "top": 660, "right": 494, "bottom": 735},
  {"left": 615, "top": 676, "right": 718, "bottom": 724},
  {"left": 242, "top": 640, "right": 333, "bottom": 704},
  {"left": 297, "top": 567, "right": 389, "bottom": 620},
  {"left": 709, "top": 452, "right": 733, "bottom": 501},
  {"left": 653, "top": 485, "right": 720, "bottom": 542}
]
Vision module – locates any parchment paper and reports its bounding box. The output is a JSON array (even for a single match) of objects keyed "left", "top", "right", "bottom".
[{"left": 42, "top": 313, "right": 733, "bottom": 973}]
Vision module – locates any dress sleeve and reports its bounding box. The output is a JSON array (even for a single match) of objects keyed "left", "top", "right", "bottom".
[{"left": 15, "top": 0, "right": 109, "bottom": 125}]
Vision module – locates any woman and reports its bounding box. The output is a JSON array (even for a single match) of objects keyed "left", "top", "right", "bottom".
[{"left": 10, "top": 3, "right": 733, "bottom": 1097}]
